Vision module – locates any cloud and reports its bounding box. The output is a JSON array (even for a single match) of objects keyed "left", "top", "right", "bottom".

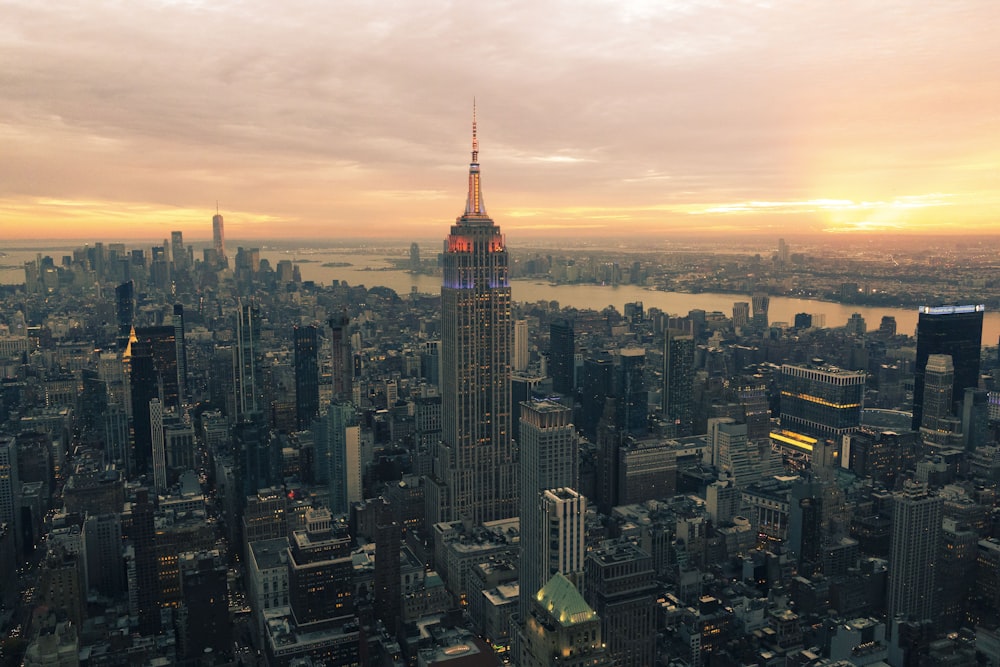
[{"left": 0, "top": 0, "right": 998, "bottom": 239}]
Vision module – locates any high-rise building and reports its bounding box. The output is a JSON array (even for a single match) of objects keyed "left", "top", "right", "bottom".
[
  {"left": 128, "top": 326, "right": 179, "bottom": 476},
  {"left": 779, "top": 364, "right": 866, "bottom": 438},
  {"left": 887, "top": 482, "right": 942, "bottom": 622},
  {"left": 0, "top": 437, "right": 19, "bottom": 556},
  {"left": 170, "top": 231, "right": 185, "bottom": 272},
  {"left": 318, "top": 402, "right": 361, "bottom": 515},
  {"left": 287, "top": 508, "right": 355, "bottom": 627},
  {"left": 584, "top": 540, "right": 657, "bottom": 667},
  {"left": 431, "top": 109, "right": 516, "bottom": 526},
  {"left": 616, "top": 348, "right": 647, "bottom": 436},
  {"left": 172, "top": 304, "right": 187, "bottom": 403},
  {"left": 328, "top": 314, "right": 352, "bottom": 402},
  {"left": 150, "top": 398, "right": 167, "bottom": 493},
  {"left": 580, "top": 354, "right": 614, "bottom": 439},
  {"left": 961, "top": 388, "right": 990, "bottom": 451},
  {"left": 293, "top": 325, "right": 320, "bottom": 431},
  {"left": 751, "top": 292, "right": 770, "bottom": 330},
  {"left": 732, "top": 302, "right": 750, "bottom": 330},
  {"left": 912, "top": 305, "right": 984, "bottom": 430},
  {"left": 520, "top": 573, "right": 612, "bottom": 667},
  {"left": 82, "top": 513, "right": 125, "bottom": 599},
  {"left": 663, "top": 330, "right": 694, "bottom": 436},
  {"left": 549, "top": 318, "right": 575, "bottom": 395},
  {"left": 513, "top": 319, "right": 529, "bottom": 373},
  {"left": 919, "top": 354, "right": 954, "bottom": 432},
  {"left": 115, "top": 281, "right": 134, "bottom": 350},
  {"left": 518, "top": 400, "right": 579, "bottom": 620},
  {"left": 409, "top": 241, "right": 420, "bottom": 269},
  {"left": 234, "top": 300, "right": 263, "bottom": 422},
  {"left": 212, "top": 210, "right": 227, "bottom": 264}
]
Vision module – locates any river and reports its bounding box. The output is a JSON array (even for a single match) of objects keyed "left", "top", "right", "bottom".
[{"left": 2, "top": 245, "right": 999, "bottom": 343}]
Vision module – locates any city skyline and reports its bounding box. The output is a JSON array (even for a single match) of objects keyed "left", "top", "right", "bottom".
[{"left": 3, "top": 1, "right": 999, "bottom": 241}]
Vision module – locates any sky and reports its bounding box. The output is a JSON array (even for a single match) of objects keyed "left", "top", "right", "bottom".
[{"left": 2, "top": 0, "right": 999, "bottom": 243}]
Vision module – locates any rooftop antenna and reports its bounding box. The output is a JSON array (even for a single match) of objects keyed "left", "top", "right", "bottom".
[{"left": 471, "top": 98, "right": 478, "bottom": 164}]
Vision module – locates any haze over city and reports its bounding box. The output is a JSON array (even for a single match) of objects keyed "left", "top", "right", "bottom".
[{"left": 3, "top": 0, "right": 999, "bottom": 242}]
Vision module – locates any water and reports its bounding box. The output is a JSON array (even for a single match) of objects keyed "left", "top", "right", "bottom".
[{"left": 3, "top": 244, "right": 999, "bottom": 343}]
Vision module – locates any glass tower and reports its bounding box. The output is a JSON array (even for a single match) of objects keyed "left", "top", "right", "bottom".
[{"left": 912, "top": 305, "right": 984, "bottom": 430}]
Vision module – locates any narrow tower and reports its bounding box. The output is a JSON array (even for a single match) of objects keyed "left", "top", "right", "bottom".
[
  {"left": 212, "top": 206, "right": 227, "bottom": 264},
  {"left": 429, "top": 106, "right": 516, "bottom": 525}
]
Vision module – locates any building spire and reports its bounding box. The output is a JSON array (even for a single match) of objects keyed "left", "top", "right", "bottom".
[{"left": 464, "top": 99, "right": 487, "bottom": 218}]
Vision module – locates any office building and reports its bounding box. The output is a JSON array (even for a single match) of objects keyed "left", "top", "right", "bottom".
[
  {"left": 82, "top": 513, "right": 125, "bottom": 598},
  {"left": 149, "top": 398, "right": 167, "bottom": 493},
  {"left": 212, "top": 210, "right": 227, "bottom": 264},
  {"left": 520, "top": 572, "right": 612, "bottom": 667},
  {"left": 328, "top": 314, "right": 352, "bottom": 402},
  {"left": 287, "top": 507, "right": 354, "bottom": 626},
  {"left": 550, "top": 318, "right": 575, "bottom": 395},
  {"left": 779, "top": 363, "right": 865, "bottom": 437},
  {"left": 234, "top": 299, "right": 263, "bottom": 422},
  {"left": 115, "top": 280, "right": 134, "bottom": 350},
  {"left": 518, "top": 399, "right": 579, "bottom": 619},
  {"left": 178, "top": 550, "right": 231, "bottom": 660},
  {"left": 616, "top": 348, "right": 647, "bottom": 436},
  {"left": 430, "top": 110, "right": 517, "bottom": 525},
  {"left": 912, "top": 304, "right": 984, "bottom": 430},
  {"left": 732, "top": 302, "right": 750, "bottom": 330},
  {"left": 513, "top": 318, "right": 529, "bottom": 373},
  {"left": 585, "top": 540, "right": 657, "bottom": 667},
  {"left": 127, "top": 326, "right": 179, "bottom": 476},
  {"left": 961, "top": 388, "right": 990, "bottom": 450},
  {"left": 919, "top": 354, "right": 955, "bottom": 433},
  {"left": 294, "top": 324, "right": 320, "bottom": 431},
  {"left": 0, "top": 437, "right": 19, "bottom": 556},
  {"left": 580, "top": 354, "right": 614, "bottom": 439},
  {"left": 751, "top": 292, "right": 770, "bottom": 330},
  {"left": 663, "top": 330, "right": 695, "bottom": 436},
  {"left": 887, "top": 482, "right": 942, "bottom": 622}
]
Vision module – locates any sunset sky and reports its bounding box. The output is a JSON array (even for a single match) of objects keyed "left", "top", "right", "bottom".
[{"left": 2, "top": 0, "right": 999, "bottom": 242}]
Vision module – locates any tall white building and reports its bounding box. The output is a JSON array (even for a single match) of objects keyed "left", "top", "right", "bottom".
[
  {"left": 518, "top": 400, "right": 579, "bottom": 619},
  {"left": 429, "top": 108, "right": 516, "bottom": 526}
]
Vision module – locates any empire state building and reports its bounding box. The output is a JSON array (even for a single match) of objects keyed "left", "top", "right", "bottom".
[{"left": 427, "top": 109, "right": 517, "bottom": 525}]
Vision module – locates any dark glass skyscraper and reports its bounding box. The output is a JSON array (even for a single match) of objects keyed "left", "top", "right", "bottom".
[
  {"left": 293, "top": 324, "right": 320, "bottom": 431},
  {"left": 549, "top": 318, "right": 575, "bottom": 395},
  {"left": 233, "top": 300, "right": 262, "bottom": 422},
  {"left": 429, "top": 109, "right": 516, "bottom": 525},
  {"left": 912, "top": 305, "right": 984, "bottom": 430}
]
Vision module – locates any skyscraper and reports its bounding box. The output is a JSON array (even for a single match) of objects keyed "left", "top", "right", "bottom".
[
  {"left": 919, "top": 354, "right": 954, "bottom": 432},
  {"left": 115, "top": 280, "right": 134, "bottom": 351},
  {"left": 293, "top": 324, "right": 320, "bottom": 431},
  {"left": 518, "top": 400, "right": 579, "bottom": 620},
  {"left": 430, "top": 108, "right": 516, "bottom": 526},
  {"left": 887, "top": 481, "right": 942, "bottom": 622},
  {"left": 663, "top": 330, "right": 694, "bottom": 436},
  {"left": 233, "top": 300, "right": 262, "bottom": 422},
  {"left": 127, "top": 326, "right": 179, "bottom": 476},
  {"left": 616, "top": 348, "right": 647, "bottom": 436},
  {"left": 549, "top": 318, "right": 575, "bottom": 396},
  {"left": 513, "top": 319, "right": 529, "bottom": 373},
  {"left": 912, "top": 305, "right": 984, "bottom": 430},
  {"left": 328, "top": 314, "right": 352, "bottom": 402},
  {"left": 212, "top": 210, "right": 227, "bottom": 264}
]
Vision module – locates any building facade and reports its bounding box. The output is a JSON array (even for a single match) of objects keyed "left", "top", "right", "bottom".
[{"left": 430, "top": 111, "right": 517, "bottom": 526}]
